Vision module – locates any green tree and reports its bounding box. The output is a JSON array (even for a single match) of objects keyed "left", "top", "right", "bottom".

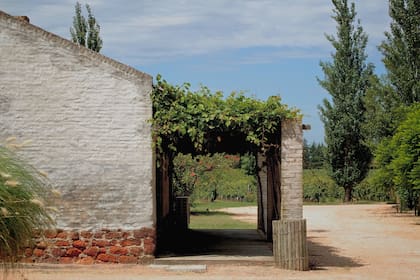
[
  {"left": 70, "top": 2, "right": 86, "bottom": 47},
  {"left": 362, "top": 75, "right": 402, "bottom": 147},
  {"left": 70, "top": 2, "right": 103, "bottom": 52},
  {"left": 364, "top": 0, "right": 419, "bottom": 143},
  {"left": 172, "top": 153, "right": 198, "bottom": 197},
  {"left": 318, "top": 0, "right": 374, "bottom": 202},
  {"left": 303, "top": 139, "right": 311, "bottom": 169},
  {"left": 379, "top": 0, "right": 420, "bottom": 104},
  {"left": 173, "top": 153, "right": 256, "bottom": 203},
  {"left": 239, "top": 153, "right": 256, "bottom": 176},
  {"left": 303, "top": 140, "right": 326, "bottom": 169},
  {"left": 368, "top": 1, "right": 419, "bottom": 211},
  {"left": 375, "top": 104, "right": 420, "bottom": 211}
]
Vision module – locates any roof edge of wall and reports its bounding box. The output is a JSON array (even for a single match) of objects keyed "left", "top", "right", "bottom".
[{"left": 0, "top": 10, "right": 153, "bottom": 82}]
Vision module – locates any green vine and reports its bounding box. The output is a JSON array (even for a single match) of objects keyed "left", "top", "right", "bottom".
[{"left": 151, "top": 74, "right": 301, "bottom": 154}]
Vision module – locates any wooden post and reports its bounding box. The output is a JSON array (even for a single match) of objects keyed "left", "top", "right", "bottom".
[
  {"left": 273, "top": 219, "right": 309, "bottom": 271},
  {"left": 256, "top": 152, "right": 267, "bottom": 236},
  {"left": 175, "top": 196, "right": 190, "bottom": 230}
]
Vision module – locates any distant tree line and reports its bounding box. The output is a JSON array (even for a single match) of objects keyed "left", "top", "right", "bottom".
[{"left": 303, "top": 140, "right": 326, "bottom": 170}]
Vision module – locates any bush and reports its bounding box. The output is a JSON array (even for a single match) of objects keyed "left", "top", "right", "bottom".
[
  {"left": 0, "top": 146, "right": 54, "bottom": 264},
  {"left": 303, "top": 169, "right": 342, "bottom": 203},
  {"left": 353, "top": 169, "right": 392, "bottom": 202},
  {"left": 374, "top": 104, "right": 420, "bottom": 210}
]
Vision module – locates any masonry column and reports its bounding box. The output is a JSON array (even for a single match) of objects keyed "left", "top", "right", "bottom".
[
  {"left": 272, "top": 118, "right": 308, "bottom": 270},
  {"left": 280, "top": 119, "right": 303, "bottom": 219}
]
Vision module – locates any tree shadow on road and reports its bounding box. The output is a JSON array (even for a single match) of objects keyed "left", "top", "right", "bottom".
[{"left": 307, "top": 236, "right": 364, "bottom": 270}]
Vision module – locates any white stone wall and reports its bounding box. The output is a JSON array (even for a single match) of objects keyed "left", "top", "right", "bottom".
[{"left": 0, "top": 12, "right": 154, "bottom": 231}]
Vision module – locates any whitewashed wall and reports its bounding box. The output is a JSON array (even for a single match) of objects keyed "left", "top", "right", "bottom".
[{"left": 0, "top": 12, "right": 155, "bottom": 231}]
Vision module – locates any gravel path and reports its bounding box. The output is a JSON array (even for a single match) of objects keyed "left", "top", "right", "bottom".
[{"left": 6, "top": 204, "right": 420, "bottom": 280}]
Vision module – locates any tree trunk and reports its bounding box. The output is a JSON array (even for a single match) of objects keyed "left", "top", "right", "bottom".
[{"left": 344, "top": 186, "right": 352, "bottom": 203}]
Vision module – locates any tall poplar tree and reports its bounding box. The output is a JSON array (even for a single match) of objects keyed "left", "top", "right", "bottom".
[
  {"left": 379, "top": 0, "right": 420, "bottom": 104},
  {"left": 70, "top": 2, "right": 103, "bottom": 52},
  {"left": 371, "top": 1, "right": 419, "bottom": 211},
  {"left": 318, "top": 0, "right": 374, "bottom": 202}
]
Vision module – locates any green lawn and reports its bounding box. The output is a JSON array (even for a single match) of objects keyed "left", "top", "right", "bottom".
[
  {"left": 190, "top": 200, "right": 256, "bottom": 229},
  {"left": 192, "top": 200, "right": 256, "bottom": 211}
]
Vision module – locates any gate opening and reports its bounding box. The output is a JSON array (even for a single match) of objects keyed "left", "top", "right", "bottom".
[{"left": 154, "top": 128, "right": 288, "bottom": 263}]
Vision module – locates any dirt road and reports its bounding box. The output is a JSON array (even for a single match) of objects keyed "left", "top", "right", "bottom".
[
  {"left": 6, "top": 204, "right": 420, "bottom": 280},
  {"left": 223, "top": 204, "right": 420, "bottom": 279},
  {"left": 303, "top": 204, "right": 420, "bottom": 279}
]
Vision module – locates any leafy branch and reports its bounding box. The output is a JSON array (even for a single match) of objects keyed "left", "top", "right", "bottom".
[{"left": 151, "top": 75, "right": 301, "bottom": 155}]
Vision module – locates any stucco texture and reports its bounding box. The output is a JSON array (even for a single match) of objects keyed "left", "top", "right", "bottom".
[{"left": 0, "top": 11, "right": 155, "bottom": 231}]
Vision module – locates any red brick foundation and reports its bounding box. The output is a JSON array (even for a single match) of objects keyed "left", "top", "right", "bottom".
[{"left": 23, "top": 227, "right": 156, "bottom": 264}]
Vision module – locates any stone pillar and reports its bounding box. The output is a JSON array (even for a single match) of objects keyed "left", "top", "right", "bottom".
[
  {"left": 280, "top": 119, "right": 303, "bottom": 220},
  {"left": 274, "top": 119, "right": 308, "bottom": 271}
]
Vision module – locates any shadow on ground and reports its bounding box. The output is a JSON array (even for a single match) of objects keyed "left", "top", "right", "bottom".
[
  {"left": 307, "top": 236, "right": 364, "bottom": 269},
  {"left": 157, "top": 229, "right": 272, "bottom": 258},
  {"left": 157, "top": 228, "right": 363, "bottom": 269}
]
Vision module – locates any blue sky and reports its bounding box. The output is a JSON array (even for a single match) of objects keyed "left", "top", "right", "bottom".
[{"left": 1, "top": 0, "right": 391, "bottom": 143}]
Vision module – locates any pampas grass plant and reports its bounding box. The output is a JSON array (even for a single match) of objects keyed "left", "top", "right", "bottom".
[{"left": 0, "top": 145, "right": 54, "bottom": 269}]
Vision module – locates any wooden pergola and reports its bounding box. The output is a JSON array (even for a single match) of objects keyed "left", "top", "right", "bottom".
[{"left": 155, "top": 119, "right": 309, "bottom": 271}]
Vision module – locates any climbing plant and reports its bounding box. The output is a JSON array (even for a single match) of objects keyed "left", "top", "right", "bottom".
[{"left": 151, "top": 74, "right": 300, "bottom": 155}]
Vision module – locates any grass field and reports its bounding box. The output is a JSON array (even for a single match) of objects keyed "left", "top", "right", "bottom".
[{"left": 190, "top": 200, "right": 256, "bottom": 229}]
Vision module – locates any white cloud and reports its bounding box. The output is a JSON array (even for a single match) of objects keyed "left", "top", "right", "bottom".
[{"left": 1, "top": 0, "right": 390, "bottom": 65}]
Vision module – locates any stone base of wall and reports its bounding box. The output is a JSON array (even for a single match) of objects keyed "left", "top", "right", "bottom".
[{"left": 22, "top": 227, "right": 156, "bottom": 264}]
